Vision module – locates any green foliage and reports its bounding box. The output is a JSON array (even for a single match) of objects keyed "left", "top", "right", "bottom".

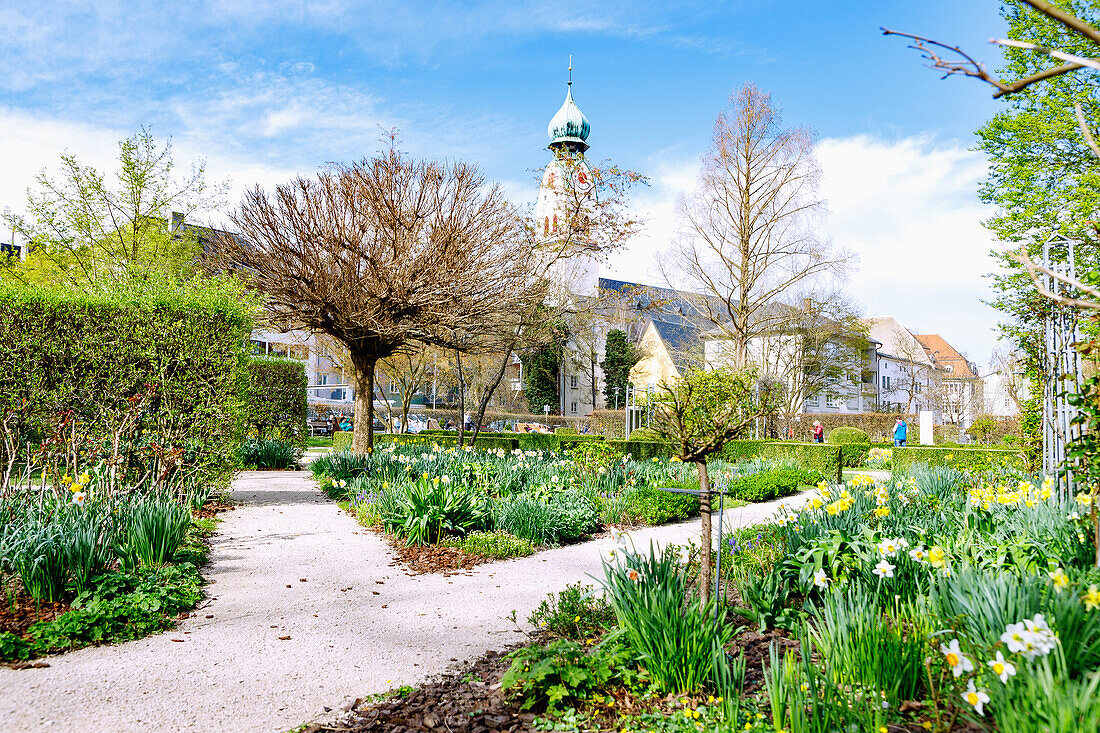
[
  {"left": 528, "top": 582, "right": 616, "bottom": 639},
  {"left": 310, "top": 449, "right": 370, "bottom": 484},
  {"left": 116, "top": 496, "right": 193, "bottom": 570},
  {"left": 826, "top": 426, "right": 869, "bottom": 445},
  {"left": 440, "top": 529, "right": 535, "bottom": 559},
  {"left": 726, "top": 467, "right": 821, "bottom": 502},
  {"left": 601, "top": 329, "right": 640, "bottom": 406},
  {"left": 240, "top": 356, "right": 308, "bottom": 446},
  {"left": 239, "top": 438, "right": 301, "bottom": 470},
  {"left": 603, "top": 543, "right": 736, "bottom": 694},
  {"left": 521, "top": 338, "right": 564, "bottom": 414},
  {"left": 495, "top": 490, "right": 600, "bottom": 545},
  {"left": 624, "top": 427, "right": 661, "bottom": 441},
  {"left": 332, "top": 431, "right": 352, "bottom": 451},
  {"left": 892, "top": 446, "right": 1029, "bottom": 473},
  {"left": 720, "top": 440, "right": 770, "bottom": 461},
  {"left": 554, "top": 427, "right": 577, "bottom": 435},
  {"left": 616, "top": 484, "right": 700, "bottom": 525},
  {"left": 757, "top": 442, "right": 842, "bottom": 483},
  {"left": 502, "top": 639, "right": 636, "bottom": 713},
  {"left": 0, "top": 130, "right": 216, "bottom": 289},
  {"left": 381, "top": 477, "right": 488, "bottom": 545},
  {"left": 0, "top": 277, "right": 255, "bottom": 493},
  {"left": 651, "top": 366, "right": 777, "bottom": 463}
]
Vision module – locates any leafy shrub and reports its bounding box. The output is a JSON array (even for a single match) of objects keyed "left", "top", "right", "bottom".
[
  {"left": 528, "top": 582, "right": 616, "bottom": 639},
  {"left": 616, "top": 484, "right": 700, "bottom": 525},
  {"left": 892, "top": 446, "right": 1028, "bottom": 473},
  {"left": 864, "top": 447, "right": 893, "bottom": 469},
  {"left": 381, "top": 478, "right": 488, "bottom": 545},
  {"left": 0, "top": 278, "right": 254, "bottom": 494},
  {"left": 603, "top": 544, "right": 735, "bottom": 694},
  {"left": 502, "top": 639, "right": 637, "bottom": 713},
  {"left": 116, "top": 497, "right": 192, "bottom": 569},
  {"left": 332, "top": 431, "right": 352, "bottom": 451},
  {"left": 726, "top": 468, "right": 821, "bottom": 502},
  {"left": 239, "top": 438, "right": 301, "bottom": 469},
  {"left": 827, "top": 426, "right": 869, "bottom": 445},
  {"left": 760, "top": 442, "right": 843, "bottom": 483},
  {"left": 441, "top": 530, "right": 535, "bottom": 559},
  {"left": 625, "top": 427, "right": 662, "bottom": 441},
  {"left": 549, "top": 491, "right": 601, "bottom": 542},
  {"left": 554, "top": 427, "right": 578, "bottom": 435},
  {"left": 239, "top": 355, "right": 308, "bottom": 446}
]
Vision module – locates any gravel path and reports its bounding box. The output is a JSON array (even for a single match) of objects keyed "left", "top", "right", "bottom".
[{"left": 0, "top": 471, "right": 802, "bottom": 733}]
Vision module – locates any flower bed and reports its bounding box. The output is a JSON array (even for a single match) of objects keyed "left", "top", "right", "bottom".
[
  {"left": 310, "top": 443, "right": 812, "bottom": 566},
  {"left": 314, "top": 464, "right": 1100, "bottom": 732}
]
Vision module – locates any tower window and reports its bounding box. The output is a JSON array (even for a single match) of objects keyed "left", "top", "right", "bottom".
[
  {"left": 544, "top": 217, "right": 550, "bottom": 236},
  {"left": 552, "top": 214, "right": 558, "bottom": 233}
]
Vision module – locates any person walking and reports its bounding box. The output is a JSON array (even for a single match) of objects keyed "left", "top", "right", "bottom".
[
  {"left": 812, "top": 420, "right": 824, "bottom": 443},
  {"left": 893, "top": 417, "right": 908, "bottom": 447}
]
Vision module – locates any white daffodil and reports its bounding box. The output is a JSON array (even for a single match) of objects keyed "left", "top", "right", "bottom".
[
  {"left": 940, "top": 639, "right": 974, "bottom": 677},
  {"left": 987, "top": 651, "right": 1016, "bottom": 684},
  {"left": 813, "top": 568, "right": 829, "bottom": 588},
  {"left": 963, "top": 680, "right": 990, "bottom": 716},
  {"left": 873, "top": 559, "right": 895, "bottom": 579}
]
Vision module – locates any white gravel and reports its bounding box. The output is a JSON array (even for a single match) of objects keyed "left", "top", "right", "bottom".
[{"left": 0, "top": 470, "right": 802, "bottom": 733}]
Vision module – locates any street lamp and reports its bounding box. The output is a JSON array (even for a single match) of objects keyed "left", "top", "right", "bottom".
[{"left": 613, "top": 386, "right": 620, "bottom": 410}]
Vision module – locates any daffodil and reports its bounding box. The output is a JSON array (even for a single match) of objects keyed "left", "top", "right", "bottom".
[
  {"left": 928, "top": 545, "right": 946, "bottom": 568},
  {"left": 987, "top": 651, "right": 1016, "bottom": 683},
  {"left": 1084, "top": 585, "right": 1100, "bottom": 612},
  {"left": 1050, "top": 567, "right": 1069, "bottom": 592},
  {"left": 963, "top": 680, "right": 989, "bottom": 716},
  {"left": 72, "top": 491, "right": 86, "bottom": 506},
  {"left": 812, "top": 568, "right": 829, "bottom": 588},
  {"left": 873, "top": 559, "right": 895, "bottom": 579},
  {"left": 940, "top": 639, "right": 974, "bottom": 677}
]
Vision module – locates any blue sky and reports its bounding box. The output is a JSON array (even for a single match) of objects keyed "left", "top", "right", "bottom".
[{"left": 0, "top": 1, "right": 1015, "bottom": 365}]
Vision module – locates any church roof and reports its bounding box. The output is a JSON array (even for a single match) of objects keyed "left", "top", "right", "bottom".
[{"left": 548, "top": 84, "right": 590, "bottom": 152}]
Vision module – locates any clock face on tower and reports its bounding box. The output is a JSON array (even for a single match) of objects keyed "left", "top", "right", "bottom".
[{"left": 573, "top": 166, "right": 591, "bottom": 193}]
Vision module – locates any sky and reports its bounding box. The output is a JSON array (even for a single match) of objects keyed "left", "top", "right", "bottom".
[{"left": 0, "top": 1, "right": 1013, "bottom": 364}]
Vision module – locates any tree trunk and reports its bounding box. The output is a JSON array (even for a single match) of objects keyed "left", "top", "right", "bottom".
[
  {"left": 470, "top": 347, "right": 514, "bottom": 444},
  {"left": 455, "top": 348, "right": 466, "bottom": 446},
  {"left": 350, "top": 351, "right": 377, "bottom": 454},
  {"left": 697, "top": 459, "right": 713, "bottom": 607}
]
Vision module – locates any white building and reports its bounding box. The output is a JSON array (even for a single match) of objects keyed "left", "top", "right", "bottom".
[{"left": 864, "top": 316, "right": 940, "bottom": 415}]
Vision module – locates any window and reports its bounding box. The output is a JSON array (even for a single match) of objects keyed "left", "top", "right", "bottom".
[
  {"left": 570, "top": 375, "right": 578, "bottom": 389},
  {"left": 570, "top": 401, "right": 578, "bottom": 413},
  {"left": 806, "top": 393, "right": 820, "bottom": 407},
  {"left": 389, "top": 379, "right": 399, "bottom": 393},
  {"left": 544, "top": 217, "right": 550, "bottom": 236},
  {"left": 249, "top": 340, "right": 266, "bottom": 355},
  {"left": 553, "top": 214, "right": 558, "bottom": 233},
  {"left": 826, "top": 393, "right": 840, "bottom": 408}
]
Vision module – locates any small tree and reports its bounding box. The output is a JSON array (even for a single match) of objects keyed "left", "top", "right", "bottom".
[
  {"left": 601, "top": 329, "right": 639, "bottom": 407},
  {"left": 651, "top": 367, "right": 777, "bottom": 605}
]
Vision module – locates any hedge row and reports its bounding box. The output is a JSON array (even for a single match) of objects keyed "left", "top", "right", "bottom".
[
  {"left": 893, "top": 446, "right": 1029, "bottom": 473},
  {"left": 0, "top": 278, "right": 255, "bottom": 490},
  {"left": 240, "top": 356, "right": 308, "bottom": 447},
  {"left": 333, "top": 431, "right": 676, "bottom": 460}
]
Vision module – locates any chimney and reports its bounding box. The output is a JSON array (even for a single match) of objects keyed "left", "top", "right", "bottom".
[{"left": 170, "top": 211, "right": 185, "bottom": 234}]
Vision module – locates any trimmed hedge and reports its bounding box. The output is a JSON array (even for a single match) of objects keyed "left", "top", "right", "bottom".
[
  {"left": 726, "top": 468, "right": 823, "bottom": 502},
  {"left": 893, "top": 446, "right": 1029, "bottom": 473},
  {"left": 760, "top": 442, "right": 842, "bottom": 484},
  {"left": 0, "top": 278, "right": 254, "bottom": 491},
  {"left": 720, "top": 440, "right": 771, "bottom": 462},
  {"left": 240, "top": 356, "right": 308, "bottom": 447},
  {"left": 332, "top": 431, "right": 352, "bottom": 451}
]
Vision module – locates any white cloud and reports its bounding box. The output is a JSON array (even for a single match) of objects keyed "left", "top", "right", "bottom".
[{"left": 605, "top": 134, "right": 1003, "bottom": 366}]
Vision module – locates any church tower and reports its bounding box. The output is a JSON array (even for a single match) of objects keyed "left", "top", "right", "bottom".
[{"left": 535, "top": 61, "right": 601, "bottom": 297}]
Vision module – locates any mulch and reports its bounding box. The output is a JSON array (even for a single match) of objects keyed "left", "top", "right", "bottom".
[
  {"left": 386, "top": 540, "right": 495, "bottom": 577},
  {"left": 305, "top": 648, "right": 536, "bottom": 733},
  {"left": 193, "top": 496, "right": 236, "bottom": 519},
  {"left": 0, "top": 580, "right": 70, "bottom": 642}
]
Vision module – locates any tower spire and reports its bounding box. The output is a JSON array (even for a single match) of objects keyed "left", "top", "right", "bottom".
[{"left": 568, "top": 55, "right": 572, "bottom": 87}]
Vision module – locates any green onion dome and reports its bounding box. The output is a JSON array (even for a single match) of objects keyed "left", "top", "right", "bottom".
[{"left": 547, "top": 85, "right": 590, "bottom": 152}]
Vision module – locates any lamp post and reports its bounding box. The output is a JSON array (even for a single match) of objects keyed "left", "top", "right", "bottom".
[{"left": 613, "top": 386, "right": 620, "bottom": 410}]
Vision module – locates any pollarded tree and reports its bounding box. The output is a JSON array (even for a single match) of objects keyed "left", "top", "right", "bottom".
[
  {"left": 650, "top": 367, "right": 779, "bottom": 605},
  {"left": 209, "top": 146, "right": 544, "bottom": 453}
]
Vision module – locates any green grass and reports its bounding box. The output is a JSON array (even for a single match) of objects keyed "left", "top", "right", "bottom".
[{"left": 306, "top": 436, "right": 333, "bottom": 448}]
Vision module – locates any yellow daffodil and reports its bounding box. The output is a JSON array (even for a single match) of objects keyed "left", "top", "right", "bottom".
[
  {"left": 1050, "top": 568, "right": 1069, "bottom": 592},
  {"left": 1084, "top": 585, "right": 1100, "bottom": 612},
  {"left": 929, "top": 545, "right": 946, "bottom": 568}
]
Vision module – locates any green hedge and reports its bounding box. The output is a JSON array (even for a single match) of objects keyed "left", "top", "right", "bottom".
[
  {"left": 240, "top": 356, "right": 307, "bottom": 447},
  {"left": 726, "top": 467, "right": 823, "bottom": 502},
  {"left": 0, "top": 279, "right": 254, "bottom": 490},
  {"left": 893, "top": 446, "right": 1029, "bottom": 473},
  {"left": 840, "top": 444, "right": 871, "bottom": 468},
  {"left": 720, "top": 440, "right": 771, "bottom": 461},
  {"left": 758, "top": 442, "right": 842, "bottom": 484},
  {"left": 332, "top": 431, "right": 352, "bottom": 451},
  {"left": 604, "top": 440, "right": 676, "bottom": 460}
]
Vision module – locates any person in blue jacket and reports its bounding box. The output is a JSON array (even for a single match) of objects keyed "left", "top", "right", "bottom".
[{"left": 893, "top": 417, "right": 907, "bottom": 447}]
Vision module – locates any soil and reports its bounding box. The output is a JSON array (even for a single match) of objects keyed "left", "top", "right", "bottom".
[
  {"left": 0, "top": 582, "right": 70, "bottom": 640},
  {"left": 305, "top": 647, "right": 536, "bottom": 733},
  {"left": 193, "top": 495, "right": 236, "bottom": 519}
]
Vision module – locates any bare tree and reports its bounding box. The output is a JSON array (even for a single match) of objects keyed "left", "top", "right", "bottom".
[
  {"left": 379, "top": 344, "right": 433, "bottom": 432},
  {"left": 661, "top": 84, "right": 852, "bottom": 367},
  {"left": 208, "top": 146, "right": 542, "bottom": 453}
]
